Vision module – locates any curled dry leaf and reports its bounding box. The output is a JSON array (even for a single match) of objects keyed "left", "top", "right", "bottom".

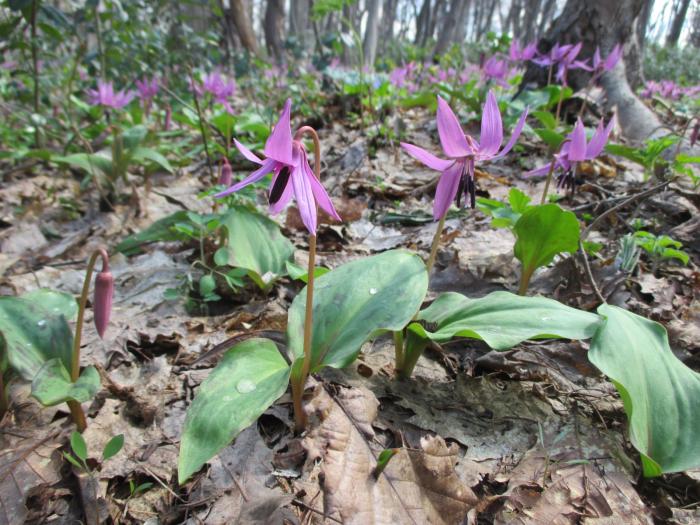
[{"left": 302, "top": 385, "right": 476, "bottom": 525}]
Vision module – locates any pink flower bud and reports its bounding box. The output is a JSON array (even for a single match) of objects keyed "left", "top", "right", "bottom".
[
  {"left": 691, "top": 120, "right": 699, "bottom": 148},
  {"left": 219, "top": 157, "right": 232, "bottom": 186},
  {"left": 164, "top": 106, "right": 172, "bottom": 131},
  {"left": 93, "top": 271, "right": 114, "bottom": 339}
]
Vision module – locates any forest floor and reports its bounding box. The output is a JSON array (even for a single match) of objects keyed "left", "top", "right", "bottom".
[{"left": 1, "top": 100, "right": 698, "bottom": 524}]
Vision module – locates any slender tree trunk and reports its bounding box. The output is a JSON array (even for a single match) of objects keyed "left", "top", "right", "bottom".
[
  {"left": 264, "top": 0, "right": 284, "bottom": 63},
  {"left": 626, "top": 0, "right": 653, "bottom": 88},
  {"left": 433, "top": 0, "right": 468, "bottom": 56},
  {"left": 666, "top": 0, "right": 692, "bottom": 46},
  {"left": 537, "top": 0, "right": 557, "bottom": 37},
  {"left": 363, "top": 0, "right": 381, "bottom": 67},
  {"left": 289, "top": 0, "right": 310, "bottom": 50},
  {"left": 480, "top": 0, "right": 498, "bottom": 35},
  {"left": 523, "top": 0, "right": 543, "bottom": 42},
  {"left": 415, "top": 0, "right": 432, "bottom": 45},
  {"left": 689, "top": 2, "right": 700, "bottom": 47},
  {"left": 452, "top": 0, "right": 471, "bottom": 45},
  {"left": 379, "top": 0, "right": 398, "bottom": 54},
  {"left": 230, "top": 0, "right": 258, "bottom": 54}
]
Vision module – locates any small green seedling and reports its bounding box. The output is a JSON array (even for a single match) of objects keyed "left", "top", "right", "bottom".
[
  {"left": 64, "top": 432, "right": 124, "bottom": 473},
  {"left": 633, "top": 231, "right": 689, "bottom": 274}
]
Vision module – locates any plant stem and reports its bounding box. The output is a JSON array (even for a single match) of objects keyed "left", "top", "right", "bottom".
[
  {"left": 518, "top": 266, "right": 534, "bottom": 296},
  {"left": 70, "top": 248, "right": 110, "bottom": 432},
  {"left": 393, "top": 330, "right": 404, "bottom": 371},
  {"left": 554, "top": 81, "right": 565, "bottom": 127},
  {"left": 30, "top": 0, "right": 41, "bottom": 148},
  {"left": 94, "top": 3, "right": 107, "bottom": 78},
  {"left": 291, "top": 125, "right": 324, "bottom": 433},
  {"left": 540, "top": 157, "right": 558, "bottom": 205},
  {"left": 0, "top": 372, "right": 8, "bottom": 417},
  {"left": 188, "top": 67, "right": 215, "bottom": 183},
  {"left": 426, "top": 214, "right": 446, "bottom": 273}
]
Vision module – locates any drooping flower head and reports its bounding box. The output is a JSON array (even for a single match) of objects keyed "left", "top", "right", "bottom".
[
  {"left": 554, "top": 42, "right": 592, "bottom": 84},
  {"left": 508, "top": 40, "right": 538, "bottom": 63},
  {"left": 216, "top": 99, "right": 341, "bottom": 235},
  {"left": 592, "top": 44, "right": 623, "bottom": 77},
  {"left": 87, "top": 80, "right": 135, "bottom": 110},
  {"left": 135, "top": 76, "right": 159, "bottom": 100},
  {"left": 194, "top": 71, "right": 236, "bottom": 114},
  {"left": 401, "top": 91, "right": 528, "bottom": 220},
  {"left": 525, "top": 118, "right": 614, "bottom": 191},
  {"left": 481, "top": 57, "right": 512, "bottom": 87}
]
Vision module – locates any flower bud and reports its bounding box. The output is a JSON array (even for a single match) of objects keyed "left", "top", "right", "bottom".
[
  {"left": 219, "top": 157, "right": 233, "bottom": 187},
  {"left": 691, "top": 120, "right": 699, "bottom": 148},
  {"left": 93, "top": 271, "right": 114, "bottom": 339}
]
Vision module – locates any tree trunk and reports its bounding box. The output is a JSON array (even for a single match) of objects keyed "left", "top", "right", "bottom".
[
  {"left": 379, "top": 0, "right": 398, "bottom": 54},
  {"left": 289, "top": 0, "right": 310, "bottom": 50},
  {"left": 264, "top": 0, "right": 284, "bottom": 63},
  {"left": 480, "top": 0, "right": 498, "bottom": 35},
  {"left": 433, "top": 0, "right": 468, "bottom": 57},
  {"left": 689, "top": 2, "right": 700, "bottom": 47},
  {"left": 666, "top": 0, "right": 692, "bottom": 46},
  {"left": 363, "top": 0, "right": 381, "bottom": 67},
  {"left": 230, "top": 0, "right": 258, "bottom": 54},
  {"left": 626, "top": 0, "right": 653, "bottom": 88},
  {"left": 523, "top": 0, "right": 543, "bottom": 42},
  {"left": 521, "top": 0, "right": 663, "bottom": 141},
  {"left": 537, "top": 0, "right": 557, "bottom": 37},
  {"left": 452, "top": 0, "right": 472, "bottom": 45},
  {"left": 415, "top": 0, "right": 432, "bottom": 46}
]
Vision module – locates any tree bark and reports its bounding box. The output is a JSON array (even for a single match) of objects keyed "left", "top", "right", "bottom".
[
  {"left": 626, "top": 0, "right": 653, "bottom": 88},
  {"left": 523, "top": 0, "right": 543, "bottom": 42},
  {"left": 521, "top": 0, "right": 664, "bottom": 141},
  {"left": 433, "top": 0, "right": 468, "bottom": 57},
  {"left": 415, "top": 0, "right": 432, "bottom": 46},
  {"left": 666, "top": 0, "right": 692, "bottom": 46},
  {"left": 379, "top": 0, "right": 398, "bottom": 54},
  {"left": 230, "top": 0, "right": 258, "bottom": 54},
  {"left": 363, "top": 0, "right": 381, "bottom": 67},
  {"left": 289, "top": 0, "right": 310, "bottom": 50},
  {"left": 264, "top": 0, "right": 285, "bottom": 63},
  {"left": 537, "top": 0, "right": 557, "bottom": 37}
]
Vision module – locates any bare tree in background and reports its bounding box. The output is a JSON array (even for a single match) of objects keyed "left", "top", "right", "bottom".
[
  {"left": 626, "top": 0, "right": 654, "bottom": 88},
  {"left": 363, "top": 0, "right": 381, "bottom": 66},
  {"left": 689, "top": 2, "right": 700, "bottom": 47},
  {"left": 230, "top": 0, "right": 258, "bottom": 54},
  {"left": 666, "top": 0, "right": 692, "bottom": 46},
  {"left": 433, "top": 0, "right": 469, "bottom": 57},
  {"left": 379, "top": 0, "right": 398, "bottom": 54},
  {"left": 289, "top": 0, "right": 310, "bottom": 50},
  {"left": 264, "top": 0, "right": 285, "bottom": 63},
  {"left": 523, "top": 0, "right": 665, "bottom": 141}
]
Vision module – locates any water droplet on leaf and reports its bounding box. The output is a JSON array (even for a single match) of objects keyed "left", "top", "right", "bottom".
[
  {"left": 369, "top": 288, "right": 378, "bottom": 295},
  {"left": 236, "top": 379, "right": 256, "bottom": 394},
  {"left": 37, "top": 319, "right": 47, "bottom": 327}
]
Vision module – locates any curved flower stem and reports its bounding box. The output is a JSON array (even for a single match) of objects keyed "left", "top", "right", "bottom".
[
  {"left": 69, "top": 248, "right": 110, "bottom": 432},
  {"left": 187, "top": 67, "right": 215, "bottom": 183},
  {"left": 426, "top": 214, "right": 447, "bottom": 274},
  {"left": 291, "top": 126, "right": 322, "bottom": 432},
  {"left": 540, "top": 138, "right": 571, "bottom": 205}
]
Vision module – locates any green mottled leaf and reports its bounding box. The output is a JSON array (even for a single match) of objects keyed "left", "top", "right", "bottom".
[
  {"left": 102, "top": 434, "right": 124, "bottom": 461},
  {"left": 21, "top": 289, "right": 77, "bottom": 321},
  {"left": 219, "top": 206, "right": 294, "bottom": 290},
  {"left": 70, "top": 431, "right": 88, "bottom": 462},
  {"left": 0, "top": 294, "right": 73, "bottom": 380},
  {"left": 178, "top": 338, "right": 290, "bottom": 484},
  {"left": 115, "top": 211, "right": 192, "bottom": 254},
  {"left": 411, "top": 291, "right": 600, "bottom": 349},
  {"left": 31, "top": 360, "right": 100, "bottom": 406},
  {"left": 589, "top": 305, "right": 700, "bottom": 476},
  {"left": 287, "top": 249, "right": 428, "bottom": 370}
]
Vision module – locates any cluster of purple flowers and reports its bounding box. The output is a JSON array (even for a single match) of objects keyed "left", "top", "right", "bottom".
[
  {"left": 87, "top": 80, "right": 136, "bottom": 110},
  {"left": 193, "top": 72, "right": 236, "bottom": 114},
  {"left": 641, "top": 80, "right": 700, "bottom": 100}
]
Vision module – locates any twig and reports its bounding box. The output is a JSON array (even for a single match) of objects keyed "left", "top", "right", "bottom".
[
  {"left": 578, "top": 240, "right": 605, "bottom": 305},
  {"left": 581, "top": 180, "right": 671, "bottom": 241}
]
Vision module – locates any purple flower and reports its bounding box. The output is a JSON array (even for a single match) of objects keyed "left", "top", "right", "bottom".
[
  {"left": 509, "top": 40, "right": 538, "bottom": 62},
  {"left": 532, "top": 42, "right": 575, "bottom": 67},
  {"left": 87, "top": 80, "right": 135, "bottom": 109},
  {"left": 219, "top": 156, "right": 232, "bottom": 186},
  {"left": 135, "top": 76, "right": 159, "bottom": 101},
  {"left": 554, "top": 42, "right": 592, "bottom": 84},
  {"left": 592, "top": 44, "right": 622, "bottom": 76},
  {"left": 481, "top": 57, "right": 512, "bottom": 87},
  {"left": 525, "top": 118, "right": 614, "bottom": 191},
  {"left": 401, "top": 91, "right": 528, "bottom": 220},
  {"left": 94, "top": 268, "right": 113, "bottom": 339},
  {"left": 195, "top": 72, "right": 236, "bottom": 114},
  {"left": 215, "top": 99, "right": 341, "bottom": 234},
  {"left": 390, "top": 67, "right": 408, "bottom": 87}
]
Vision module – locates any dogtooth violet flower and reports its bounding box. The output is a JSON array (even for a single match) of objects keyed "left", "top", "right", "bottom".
[
  {"left": 93, "top": 260, "right": 114, "bottom": 339},
  {"left": 215, "top": 99, "right": 341, "bottom": 234},
  {"left": 401, "top": 91, "right": 528, "bottom": 220},
  {"left": 135, "top": 76, "right": 159, "bottom": 100},
  {"left": 525, "top": 118, "right": 614, "bottom": 191},
  {"left": 592, "top": 44, "right": 622, "bottom": 77},
  {"left": 87, "top": 80, "right": 135, "bottom": 109}
]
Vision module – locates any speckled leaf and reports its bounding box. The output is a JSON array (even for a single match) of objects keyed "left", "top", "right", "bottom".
[
  {"left": 31, "top": 360, "right": 100, "bottom": 406},
  {"left": 178, "top": 338, "right": 290, "bottom": 484},
  {"left": 589, "top": 305, "right": 700, "bottom": 476}
]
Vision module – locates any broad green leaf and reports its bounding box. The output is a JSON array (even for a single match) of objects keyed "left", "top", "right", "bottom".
[
  {"left": 0, "top": 295, "right": 73, "bottom": 380},
  {"left": 531, "top": 110, "right": 556, "bottom": 130},
  {"left": 411, "top": 291, "right": 600, "bottom": 349},
  {"left": 287, "top": 250, "right": 428, "bottom": 370},
  {"left": 21, "top": 289, "right": 77, "bottom": 321},
  {"left": 606, "top": 144, "right": 646, "bottom": 165},
  {"left": 589, "top": 305, "right": 700, "bottom": 476},
  {"left": 131, "top": 147, "right": 174, "bottom": 173},
  {"left": 178, "top": 338, "right": 290, "bottom": 484},
  {"left": 508, "top": 188, "right": 532, "bottom": 213},
  {"left": 70, "top": 431, "right": 88, "bottom": 462},
  {"left": 53, "top": 152, "right": 112, "bottom": 178},
  {"left": 31, "top": 360, "right": 100, "bottom": 406},
  {"left": 122, "top": 126, "right": 148, "bottom": 150},
  {"left": 514, "top": 204, "right": 580, "bottom": 283},
  {"left": 533, "top": 128, "right": 565, "bottom": 149},
  {"left": 284, "top": 261, "right": 329, "bottom": 282},
  {"left": 219, "top": 206, "right": 294, "bottom": 289},
  {"left": 115, "top": 211, "right": 192, "bottom": 254},
  {"left": 102, "top": 434, "right": 125, "bottom": 461}
]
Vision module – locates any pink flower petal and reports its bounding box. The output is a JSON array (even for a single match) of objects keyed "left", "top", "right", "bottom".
[
  {"left": 303, "top": 154, "right": 341, "bottom": 222},
  {"left": 585, "top": 118, "right": 614, "bottom": 159},
  {"left": 400, "top": 142, "right": 453, "bottom": 171},
  {"left": 492, "top": 107, "right": 528, "bottom": 160},
  {"left": 264, "top": 98, "right": 294, "bottom": 166},
  {"left": 433, "top": 161, "right": 463, "bottom": 220},
  {"left": 568, "top": 119, "right": 587, "bottom": 162},
  {"left": 291, "top": 164, "right": 317, "bottom": 234},
  {"left": 268, "top": 168, "right": 294, "bottom": 214},
  {"left": 234, "top": 138, "right": 263, "bottom": 164},
  {"left": 436, "top": 96, "right": 472, "bottom": 158},
  {"left": 479, "top": 91, "right": 503, "bottom": 157},
  {"left": 215, "top": 158, "right": 276, "bottom": 198}
]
